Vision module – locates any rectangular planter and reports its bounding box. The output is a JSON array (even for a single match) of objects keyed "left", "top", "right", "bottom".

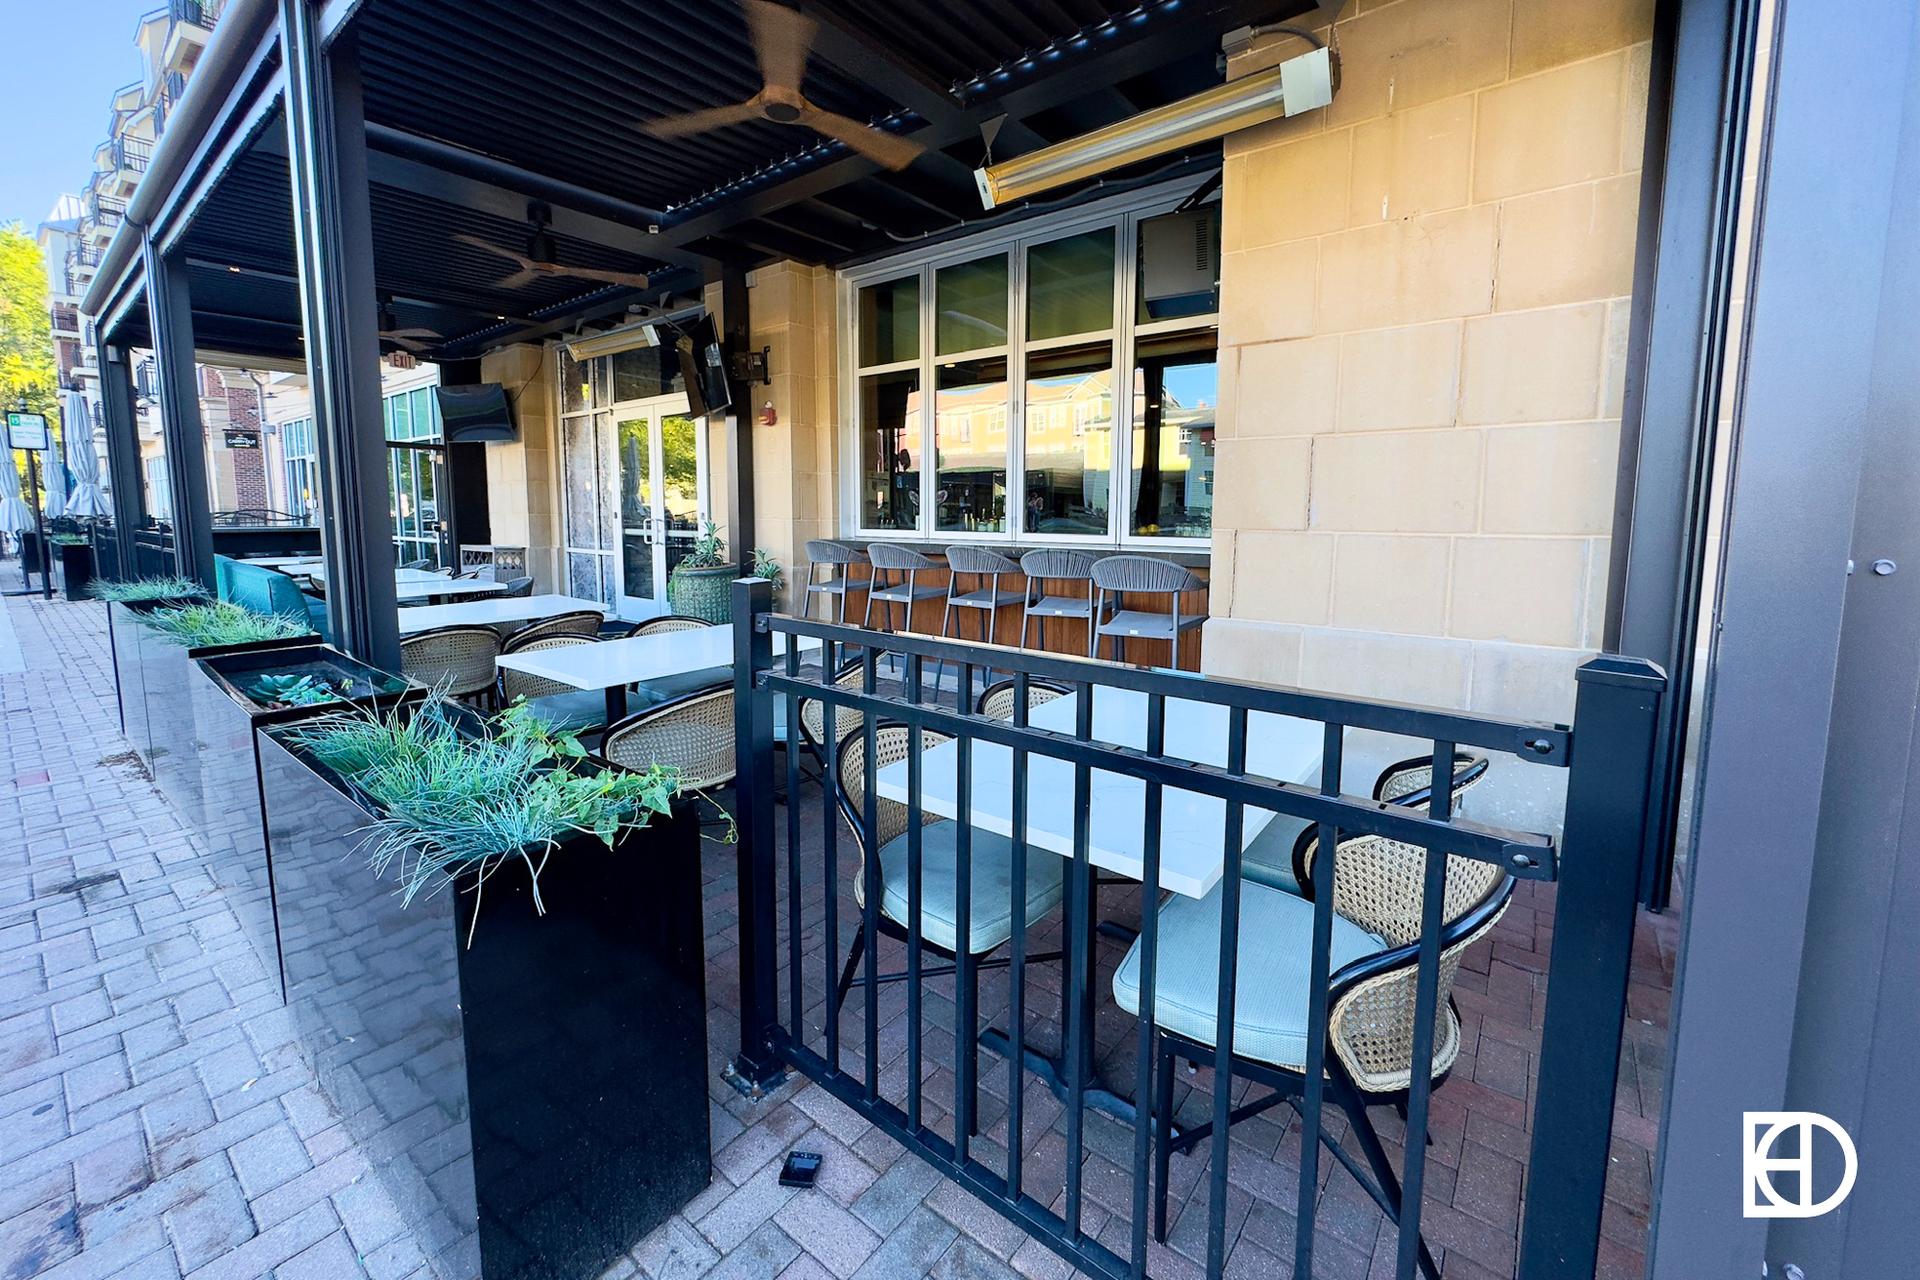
[
  {"left": 56, "top": 541, "right": 95, "bottom": 601},
  {"left": 188, "top": 644, "right": 417, "bottom": 1000},
  {"left": 143, "top": 632, "right": 315, "bottom": 828},
  {"left": 105, "top": 596, "right": 202, "bottom": 767},
  {"left": 258, "top": 728, "right": 712, "bottom": 1280}
]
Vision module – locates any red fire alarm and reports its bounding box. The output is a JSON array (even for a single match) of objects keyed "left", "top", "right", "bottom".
[{"left": 759, "top": 401, "right": 778, "bottom": 427}]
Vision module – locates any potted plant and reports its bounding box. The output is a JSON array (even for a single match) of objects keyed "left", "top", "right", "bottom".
[
  {"left": 51, "top": 533, "right": 94, "bottom": 601},
  {"left": 262, "top": 697, "right": 715, "bottom": 1278},
  {"left": 665, "top": 519, "right": 735, "bottom": 622},
  {"left": 89, "top": 575, "right": 209, "bottom": 751}
]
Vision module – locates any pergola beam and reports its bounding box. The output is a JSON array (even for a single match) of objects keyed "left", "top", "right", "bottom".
[{"left": 141, "top": 238, "right": 217, "bottom": 590}]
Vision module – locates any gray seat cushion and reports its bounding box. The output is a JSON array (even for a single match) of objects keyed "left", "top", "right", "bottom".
[
  {"left": 521, "top": 689, "right": 607, "bottom": 734},
  {"left": 874, "top": 823, "right": 1066, "bottom": 955},
  {"left": 1241, "top": 813, "right": 1311, "bottom": 894},
  {"left": 637, "top": 666, "right": 729, "bottom": 706},
  {"left": 1112, "top": 880, "right": 1384, "bottom": 1071}
]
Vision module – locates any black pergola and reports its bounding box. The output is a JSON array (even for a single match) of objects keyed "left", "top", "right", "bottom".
[{"left": 84, "top": 0, "right": 1303, "bottom": 665}]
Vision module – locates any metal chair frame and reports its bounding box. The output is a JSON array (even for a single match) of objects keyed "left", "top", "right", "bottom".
[
  {"left": 1019, "top": 548, "right": 1101, "bottom": 654},
  {"left": 802, "top": 539, "right": 871, "bottom": 622},
  {"left": 1089, "top": 554, "right": 1205, "bottom": 670}
]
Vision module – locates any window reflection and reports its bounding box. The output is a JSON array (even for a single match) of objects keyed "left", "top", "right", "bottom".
[
  {"left": 858, "top": 276, "right": 920, "bottom": 366},
  {"left": 1028, "top": 229, "right": 1114, "bottom": 341},
  {"left": 935, "top": 357, "right": 1008, "bottom": 532},
  {"left": 1023, "top": 342, "right": 1113, "bottom": 536},
  {"left": 1130, "top": 330, "right": 1217, "bottom": 538},
  {"left": 859, "top": 369, "right": 921, "bottom": 531},
  {"left": 936, "top": 256, "right": 1008, "bottom": 354}
]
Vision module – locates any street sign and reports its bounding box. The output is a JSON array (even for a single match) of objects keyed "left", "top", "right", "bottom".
[
  {"left": 224, "top": 429, "right": 261, "bottom": 450},
  {"left": 4, "top": 412, "right": 50, "bottom": 451}
]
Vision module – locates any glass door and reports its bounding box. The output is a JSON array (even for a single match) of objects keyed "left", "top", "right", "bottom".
[{"left": 613, "top": 394, "right": 705, "bottom": 617}]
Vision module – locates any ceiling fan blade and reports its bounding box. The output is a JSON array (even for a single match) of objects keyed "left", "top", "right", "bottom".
[
  {"left": 641, "top": 100, "right": 764, "bottom": 139},
  {"left": 494, "top": 268, "right": 542, "bottom": 291},
  {"left": 380, "top": 332, "right": 428, "bottom": 352},
  {"left": 560, "top": 266, "right": 654, "bottom": 290},
  {"left": 453, "top": 232, "right": 537, "bottom": 269},
  {"left": 385, "top": 327, "right": 443, "bottom": 339},
  {"left": 743, "top": 0, "right": 816, "bottom": 96},
  {"left": 795, "top": 106, "right": 924, "bottom": 171}
]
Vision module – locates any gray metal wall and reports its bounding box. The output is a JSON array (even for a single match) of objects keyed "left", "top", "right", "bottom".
[{"left": 1650, "top": 0, "right": 1920, "bottom": 1275}]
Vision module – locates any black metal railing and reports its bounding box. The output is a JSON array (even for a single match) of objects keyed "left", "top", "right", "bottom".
[
  {"left": 728, "top": 580, "right": 1663, "bottom": 1280},
  {"left": 50, "top": 305, "right": 80, "bottom": 336},
  {"left": 114, "top": 135, "right": 153, "bottom": 173},
  {"left": 68, "top": 246, "right": 102, "bottom": 271},
  {"left": 169, "top": 0, "right": 223, "bottom": 29}
]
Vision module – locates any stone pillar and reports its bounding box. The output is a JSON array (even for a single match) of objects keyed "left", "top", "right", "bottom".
[{"left": 479, "top": 343, "right": 561, "bottom": 590}]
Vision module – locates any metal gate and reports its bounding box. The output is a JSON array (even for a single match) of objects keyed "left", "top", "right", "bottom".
[{"left": 725, "top": 580, "right": 1662, "bottom": 1280}]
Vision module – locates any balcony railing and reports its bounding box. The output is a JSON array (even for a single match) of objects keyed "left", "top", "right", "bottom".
[
  {"left": 169, "top": 0, "right": 223, "bottom": 29},
  {"left": 114, "top": 135, "right": 153, "bottom": 174},
  {"left": 50, "top": 305, "right": 81, "bottom": 336},
  {"left": 67, "top": 246, "right": 102, "bottom": 271},
  {"left": 91, "top": 194, "right": 128, "bottom": 228}
]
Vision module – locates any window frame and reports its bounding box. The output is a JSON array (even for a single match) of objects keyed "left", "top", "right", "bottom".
[{"left": 839, "top": 182, "right": 1219, "bottom": 549}]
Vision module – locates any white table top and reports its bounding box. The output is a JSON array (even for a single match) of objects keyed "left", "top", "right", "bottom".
[
  {"left": 238, "top": 554, "right": 325, "bottom": 571},
  {"left": 495, "top": 622, "right": 820, "bottom": 690},
  {"left": 874, "top": 687, "right": 1325, "bottom": 899},
  {"left": 299, "top": 563, "right": 507, "bottom": 602},
  {"left": 397, "top": 594, "right": 604, "bottom": 635}
]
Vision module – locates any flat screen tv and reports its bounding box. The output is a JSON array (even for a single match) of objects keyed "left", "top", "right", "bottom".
[
  {"left": 435, "top": 383, "right": 518, "bottom": 443},
  {"left": 675, "top": 316, "right": 733, "bottom": 419}
]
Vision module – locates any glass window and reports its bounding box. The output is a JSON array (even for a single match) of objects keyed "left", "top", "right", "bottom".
[
  {"left": 1027, "top": 229, "right": 1114, "bottom": 341},
  {"left": 934, "top": 357, "right": 1008, "bottom": 532},
  {"left": 1023, "top": 342, "right": 1113, "bottom": 536},
  {"left": 1136, "top": 205, "right": 1221, "bottom": 324},
  {"left": 858, "top": 276, "right": 920, "bottom": 366},
  {"left": 936, "top": 255, "right": 1008, "bottom": 355},
  {"left": 1129, "top": 329, "right": 1217, "bottom": 538},
  {"left": 858, "top": 369, "right": 922, "bottom": 531},
  {"left": 389, "top": 392, "right": 411, "bottom": 442}
]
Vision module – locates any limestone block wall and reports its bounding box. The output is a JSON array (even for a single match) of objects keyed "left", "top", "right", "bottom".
[
  {"left": 480, "top": 343, "right": 561, "bottom": 590},
  {"left": 1204, "top": 0, "right": 1653, "bottom": 722}
]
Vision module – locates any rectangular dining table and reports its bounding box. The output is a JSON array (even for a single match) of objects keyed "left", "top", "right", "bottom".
[
  {"left": 495, "top": 622, "right": 821, "bottom": 723},
  {"left": 871, "top": 684, "right": 1328, "bottom": 1125},
  {"left": 303, "top": 564, "right": 510, "bottom": 604},
  {"left": 397, "top": 593, "right": 604, "bottom": 635}
]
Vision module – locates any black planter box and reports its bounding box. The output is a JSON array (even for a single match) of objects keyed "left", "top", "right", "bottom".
[
  {"left": 56, "top": 541, "right": 95, "bottom": 601},
  {"left": 143, "top": 631, "right": 316, "bottom": 827},
  {"left": 188, "top": 644, "right": 418, "bottom": 1000},
  {"left": 258, "top": 729, "right": 712, "bottom": 1280}
]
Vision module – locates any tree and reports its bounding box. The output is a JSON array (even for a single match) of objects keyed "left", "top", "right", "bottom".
[{"left": 0, "top": 224, "right": 58, "bottom": 423}]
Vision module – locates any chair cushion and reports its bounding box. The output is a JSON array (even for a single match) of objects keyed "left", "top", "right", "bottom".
[
  {"left": 1112, "top": 881, "right": 1384, "bottom": 1071},
  {"left": 1241, "top": 813, "right": 1311, "bottom": 894},
  {"left": 638, "top": 666, "right": 729, "bottom": 706},
  {"left": 520, "top": 689, "right": 607, "bottom": 734},
  {"left": 874, "top": 823, "right": 1066, "bottom": 955}
]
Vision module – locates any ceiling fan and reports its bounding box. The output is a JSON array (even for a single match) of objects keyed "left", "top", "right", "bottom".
[
  {"left": 452, "top": 205, "right": 653, "bottom": 292},
  {"left": 378, "top": 298, "right": 441, "bottom": 353},
  {"left": 639, "top": 0, "right": 924, "bottom": 172}
]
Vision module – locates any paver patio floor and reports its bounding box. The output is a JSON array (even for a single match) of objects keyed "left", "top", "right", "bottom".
[{"left": 0, "top": 591, "right": 1675, "bottom": 1279}]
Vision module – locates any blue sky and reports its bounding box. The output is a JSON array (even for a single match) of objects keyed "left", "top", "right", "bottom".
[{"left": 1, "top": 2, "right": 159, "bottom": 230}]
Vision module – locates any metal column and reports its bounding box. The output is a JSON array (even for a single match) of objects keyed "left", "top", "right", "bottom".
[
  {"left": 280, "top": 0, "right": 399, "bottom": 668},
  {"left": 140, "top": 239, "right": 217, "bottom": 591},
  {"left": 96, "top": 338, "right": 146, "bottom": 575},
  {"left": 721, "top": 267, "right": 755, "bottom": 567},
  {"left": 1605, "top": 0, "right": 1762, "bottom": 909}
]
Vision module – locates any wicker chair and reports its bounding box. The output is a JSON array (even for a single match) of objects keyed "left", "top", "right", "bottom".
[
  {"left": 1243, "top": 752, "right": 1492, "bottom": 895},
  {"left": 1020, "top": 548, "right": 1101, "bottom": 654},
  {"left": 974, "top": 677, "right": 1073, "bottom": 722},
  {"left": 622, "top": 615, "right": 713, "bottom": 638},
  {"left": 1115, "top": 829, "right": 1513, "bottom": 1277},
  {"left": 830, "top": 724, "right": 1067, "bottom": 1028},
  {"left": 497, "top": 634, "right": 608, "bottom": 734},
  {"left": 803, "top": 539, "right": 871, "bottom": 622},
  {"left": 600, "top": 687, "right": 737, "bottom": 791},
  {"left": 506, "top": 610, "right": 603, "bottom": 645},
  {"left": 500, "top": 576, "right": 535, "bottom": 598},
  {"left": 400, "top": 558, "right": 432, "bottom": 570},
  {"left": 399, "top": 626, "right": 502, "bottom": 702},
  {"left": 1089, "top": 554, "right": 1206, "bottom": 670},
  {"left": 796, "top": 660, "right": 869, "bottom": 762}
]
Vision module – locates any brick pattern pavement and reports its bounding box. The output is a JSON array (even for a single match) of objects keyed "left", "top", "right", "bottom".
[{"left": 0, "top": 592, "right": 1677, "bottom": 1280}]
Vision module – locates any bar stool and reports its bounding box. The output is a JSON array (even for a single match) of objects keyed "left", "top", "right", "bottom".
[
  {"left": 941, "top": 542, "right": 1020, "bottom": 643},
  {"left": 802, "top": 539, "right": 870, "bottom": 622},
  {"left": 863, "top": 543, "right": 946, "bottom": 680},
  {"left": 1019, "top": 548, "right": 1101, "bottom": 653},
  {"left": 1090, "top": 554, "right": 1206, "bottom": 671}
]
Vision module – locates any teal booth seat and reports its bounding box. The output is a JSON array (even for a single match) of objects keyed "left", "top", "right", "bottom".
[{"left": 218, "top": 555, "right": 331, "bottom": 643}]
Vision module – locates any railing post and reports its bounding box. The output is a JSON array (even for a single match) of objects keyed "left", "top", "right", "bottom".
[
  {"left": 726, "top": 576, "right": 787, "bottom": 1097},
  {"left": 1519, "top": 654, "right": 1666, "bottom": 1278}
]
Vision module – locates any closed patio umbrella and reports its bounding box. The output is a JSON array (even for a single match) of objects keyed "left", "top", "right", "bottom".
[
  {"left": 62, "top": 390, "right": 109, "bottom": 518},
  {"left": 0, "top": 453, "right": 31, "bottom": 535},
  {"left": 40, "top": 433, "right": 68, "bottom": 522}
]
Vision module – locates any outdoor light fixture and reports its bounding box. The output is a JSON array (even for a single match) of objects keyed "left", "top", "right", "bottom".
[
  {"left": 564, "top": 319, "right": 662, "bottom": 360},
  {"left": 972, "top": 46, "right": 1336, "bottom": 209}
]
